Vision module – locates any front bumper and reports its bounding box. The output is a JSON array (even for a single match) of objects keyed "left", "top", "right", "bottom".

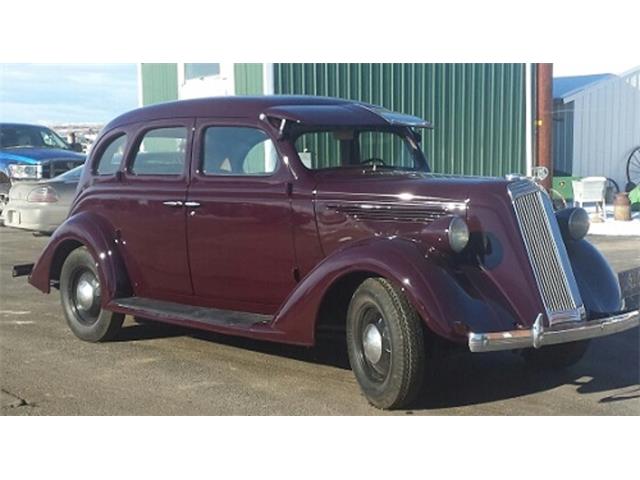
[{"left": 468, "top": 310, "right": 640, "bottom": 353}]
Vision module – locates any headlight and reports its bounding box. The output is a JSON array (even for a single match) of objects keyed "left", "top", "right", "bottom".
[
  {"left": 447, "top": 216, "right": 470, "bottom": 253},
  {"left": 420, "top": 215, "right": 470, "bottom": 254},
  {"left": 27, "top": 186, "right": 59, "bottom": 203},
  {"left": 8, "top": 163, "right": 43, "bottom": 180},
  {"left": 567, "top": 208, "right": 590, "bottom": 240},
  {"left": 556, "top": 207, "right": 590, "bottom": 241}
]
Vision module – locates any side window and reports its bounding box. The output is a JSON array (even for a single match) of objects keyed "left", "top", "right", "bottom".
[
  {"left": 96, "top": 134, "right": 127, "bottom": 175},
  {"left": 185, "top": 63, "right": 220, "bottom": 80},
  {"left": 131, "top": 127, "right": 187, "bottom": 176},
  {"left": 40, "top": 130, "right": 59, "bottom": 148},
  {"left": 202, "top": 127, "right": 278, "bottom": 176}
]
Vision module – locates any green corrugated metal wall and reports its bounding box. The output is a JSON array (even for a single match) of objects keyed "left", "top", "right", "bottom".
[
  {"left": 273, "top": 63, "right": 526, "bottom": 176},
  {"left": 140, "top": 63, "right": 178, "bottom": 105},
  {"left": 234, "top": 64, "right": 263, "bottom": 95}
]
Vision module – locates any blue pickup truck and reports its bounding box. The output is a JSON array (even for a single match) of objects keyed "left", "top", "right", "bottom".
[{"left": 1, "top": 123, "right": 85, "bottom": 202}]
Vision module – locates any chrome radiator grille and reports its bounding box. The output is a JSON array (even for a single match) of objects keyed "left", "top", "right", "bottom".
[{"left": 509, "top": 181, "right": 584, "bottom": 325}]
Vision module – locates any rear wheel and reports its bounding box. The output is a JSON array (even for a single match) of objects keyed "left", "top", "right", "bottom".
[
  {"left": 523, "top": 340, "right": 590, "bottom": 369},
  {"left": 346, "top": 278, "right": 425, "bottom": 409},
  {"left": 60, "top": 247, "right": 124, "bottom": 342}
]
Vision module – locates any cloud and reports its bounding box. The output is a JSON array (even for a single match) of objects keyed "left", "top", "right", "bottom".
[{"left": 0, "top": 63, "right": 138, "bottom": 124}]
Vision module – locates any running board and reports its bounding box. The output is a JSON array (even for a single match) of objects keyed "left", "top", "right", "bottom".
[{"left": 110, "top": 297, "right": 272, "bottom": 330}]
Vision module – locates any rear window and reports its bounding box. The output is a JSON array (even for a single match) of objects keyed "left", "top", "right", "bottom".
[
  {"left": 131, "top": 127, "right": 187, "bottom": 176},
  {"left": 95, "top": 134, "right": 127, "bottom": 175},
  {"left": 56, "top": 165, "right": 83, "bottom": 181}
]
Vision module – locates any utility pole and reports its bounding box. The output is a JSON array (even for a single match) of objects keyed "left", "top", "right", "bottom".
[{"left": 535, "top": 63, "right": 553, "bottom": 191}]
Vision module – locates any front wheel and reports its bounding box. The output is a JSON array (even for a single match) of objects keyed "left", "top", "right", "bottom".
[
  {"left": 523, "top": 340, "right": 590, "bottom": 369},
  {"left": 60, "top": 247, "right": 124, "bottom": 342},
  {"left": 346, "top": 278, "right": 425, "bottom": 409}
]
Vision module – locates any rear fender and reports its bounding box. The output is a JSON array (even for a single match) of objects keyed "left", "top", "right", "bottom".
[
  {"left": 28, "top": 211, "right": 131, "bottom": 304},
  {"left": 268, "top": 237, "right": 504, "bottom": 346}
]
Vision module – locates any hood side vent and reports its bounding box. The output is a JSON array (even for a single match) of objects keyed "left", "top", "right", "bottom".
[{"left": 327, "top": 200, "right": 467, "bottom": 223}]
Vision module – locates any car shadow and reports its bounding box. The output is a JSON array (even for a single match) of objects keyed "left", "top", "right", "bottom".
[
  {"left": 114, "top": 320, "right": 352, "bottom": 369},
  {"left": 112, "top": 321, "right": 192, "bottom": 342},
  {"left": 114, "top": 320, "right": 639, "bottom": 411},
  {"left": 416, "top": 329, "right": 639, "bottom": 410}
]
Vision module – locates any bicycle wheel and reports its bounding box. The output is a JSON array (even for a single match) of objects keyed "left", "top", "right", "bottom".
[{"left": 626, "top": 146, "right": 640, "bottom": 189}]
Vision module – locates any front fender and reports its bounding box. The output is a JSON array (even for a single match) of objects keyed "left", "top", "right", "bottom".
[
  {"left": 565, "top": 239, "right": 622, "bottom": 316},
  {"left": 265, "top": 237, "right": 511, "bottom": 346},
  {"left": 28, "top": 211, "right": 131, "bottom": 305}
]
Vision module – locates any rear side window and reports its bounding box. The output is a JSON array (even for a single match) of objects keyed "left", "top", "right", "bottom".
[
  {"left": 95, "top": 134, "right": 127, "bottom": 175},
  {"left": 202, "top": 127, "right": 278, "bottom": 176},
  {"left": 131, "top": 127, "right": 188, "bottom": 175}
]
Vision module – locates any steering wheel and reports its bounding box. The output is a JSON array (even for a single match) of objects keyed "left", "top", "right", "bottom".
[{"left": 359, "top": 157, "right": 387, "bottom": 166}]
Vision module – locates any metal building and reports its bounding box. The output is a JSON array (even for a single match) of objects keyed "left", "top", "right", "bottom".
[
  {"left": 553, "top": 67, "right": 640, "bottom": 191},
  {"left": 138, "top": 63, "right": 529, "bottom": 178}
]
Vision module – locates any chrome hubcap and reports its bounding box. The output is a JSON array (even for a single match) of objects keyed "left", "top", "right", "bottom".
[
  {"left": 357, "top": 307, "right": 392, "bottom": 383},
  {"left": 74, "top": 271, "right": 99, "bottom": 312},
  {"left": 362, "top": 323, "right": 383, "bottom": 364}
]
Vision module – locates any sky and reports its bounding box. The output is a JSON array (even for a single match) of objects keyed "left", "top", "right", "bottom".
[
  {"left": 0, "top": 63, "right": 137, "bottom": 124},
  {"left": 0, "top": 62, "right": 637, "bottom": 125},
  {"left": 553, "top": 61, "right": 636, "bottom": 77}
]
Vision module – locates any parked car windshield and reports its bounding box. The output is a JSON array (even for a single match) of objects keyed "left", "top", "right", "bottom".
[
  {"left": 294, "top": 129, "right": 428, "bottom": 171},
  {"left": 0, "top": 124, "right": 71, "bottom": 150}
]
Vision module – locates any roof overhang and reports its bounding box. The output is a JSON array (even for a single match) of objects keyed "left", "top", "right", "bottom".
[{"left": 260, "top": 103, "right": 433, "bottom": 129}]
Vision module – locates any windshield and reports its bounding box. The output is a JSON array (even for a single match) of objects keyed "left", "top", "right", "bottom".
[
  {"left": 0, "top": 125, "right": 71, "bottom": 150},
  {"left": 294, "top": 129, "right": 428, "bottom": 171}
]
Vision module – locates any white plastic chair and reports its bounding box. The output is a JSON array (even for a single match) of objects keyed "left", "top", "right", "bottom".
[{"left": 572, "top": 176, "right": 607, "bottom": 220}]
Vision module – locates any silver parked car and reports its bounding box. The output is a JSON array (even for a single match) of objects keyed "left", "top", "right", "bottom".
[{"left": 1, "top": 165, "right": 82, "bottom": 234}]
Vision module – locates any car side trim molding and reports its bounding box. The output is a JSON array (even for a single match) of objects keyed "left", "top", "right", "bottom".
[{"left": 468, "top": 310, "right": 640, "bottom": 353}]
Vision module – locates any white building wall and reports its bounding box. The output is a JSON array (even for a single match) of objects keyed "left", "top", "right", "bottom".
[
  {"left": 177, "top": 63, "right": 235, "bottom": 99},
  {"left": 567, "top": 68, "right": 640, "bottom": 190}
]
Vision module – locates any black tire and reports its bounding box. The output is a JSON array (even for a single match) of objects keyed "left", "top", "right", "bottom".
[
  {"left": 346, "top": 278, "right": 425, "bottom": 409},
  {"left": 60, "top": 247, "right": 124, "bottom": 342},
  {"left": 523, "top": 340, "right": 590, "bottom": 370}
]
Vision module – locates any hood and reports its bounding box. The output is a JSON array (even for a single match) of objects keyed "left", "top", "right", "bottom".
[
  {"left": 313, "top": 170, "right": 511, "bottom": 205},
  {"left": 0, "top": 147, "right": 85, "bottom": 164},
  {"left": 312, "top": 171, "right": 546, "bottom": 332}
]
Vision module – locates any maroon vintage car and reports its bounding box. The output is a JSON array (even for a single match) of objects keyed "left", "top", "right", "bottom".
[{"left": 17, "top": 96, "right": 639, "bottom": 409}]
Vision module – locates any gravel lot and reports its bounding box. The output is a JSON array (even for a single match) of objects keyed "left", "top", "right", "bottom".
[{"left": 1, "top": 227, "right": 638, "bottom": 415}]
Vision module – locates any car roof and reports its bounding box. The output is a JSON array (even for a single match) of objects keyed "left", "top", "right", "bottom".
[{"left": 104, "top": 96, "right": 432, "bottom": 131}]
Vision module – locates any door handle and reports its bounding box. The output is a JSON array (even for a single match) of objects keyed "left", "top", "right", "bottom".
[
  {"left": 162, "top": 200, "right": 184, "bottom": 207},
  {"left": 184, "top": 201, "right": 201, "bottom": 208}
]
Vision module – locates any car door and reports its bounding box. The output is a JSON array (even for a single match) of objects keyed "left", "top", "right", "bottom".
[
  {"left": 113, "top": 119, "right": 194, "bottom": 301},
  {"left": 186, "top": 118, "right": 297, "bottom": 314}
]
